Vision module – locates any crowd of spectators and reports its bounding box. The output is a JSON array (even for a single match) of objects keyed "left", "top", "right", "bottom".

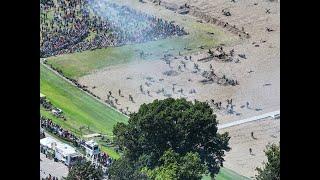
[
  {"left": 40, "top": 116, "right": 114, "bottom": 171},
  {"left": 41, "top": 174, "right": 59, "bottom": 180},
  {"left": 40, "top": 0, "right": 187, "bottom": 57}
]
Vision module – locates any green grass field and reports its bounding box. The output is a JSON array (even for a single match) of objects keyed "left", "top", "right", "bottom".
[
  {"left": 203, "top": 167, "right": 250, "bottom": 180},
  {"left": 40, "top": 63, "right": 128, "bottom": 137},
  {"left": 41, "top": 63, "right": 127, "bottom": 158}
]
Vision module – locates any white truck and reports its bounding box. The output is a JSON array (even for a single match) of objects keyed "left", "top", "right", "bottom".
[{"left": 40, "top": 137, "right": 81, "bottom": 166}]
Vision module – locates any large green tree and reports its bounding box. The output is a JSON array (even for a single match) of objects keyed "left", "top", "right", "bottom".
[
  {"left": 112, "top": 98, "right": 230, "bottom": 178},
  {"left": 108, "top": 156, "right": 149, "bottom": 180},
  {"left": 255, "top": 143, "right": 280, "bottom": 180},
  {"left": 143, "top": 149, "right": 207, "bottom": 180},
  {"left": 64, "top": 160, "right": 103, "bottom": 180}
]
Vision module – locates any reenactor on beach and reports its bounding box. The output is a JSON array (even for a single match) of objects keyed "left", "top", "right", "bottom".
[
  {"left": 178, "top": 65, "right": 182, "bottom": 71},
  {"left": 249, "top": 148, "right": 252, "bottom": 155},
  {"left": 266, "top": 27, "right": 274, "bottom": 32},
  {"left": 140, "top": 85, "right": 143, "bottom": 93},
  {"left": 230, "top": 49, "right": 235, "bottom": 56},
  {"left": 118, "top": 89, "right": 121, "bottom": 96},
  {"left": 230, "top": 105, "right": 234, "bottom": 113},
  {"left": 194, "top": 63, "right": 199, "bottom": 70},
  {"left": 208, "top": 49, "right": 213, "bottom": 56},
  {"left": 246, "top": 101, "right": 250, "bottom": 108},
  {"left": 251, "top": 131, "right": 254, "bottom": 139},
  {"left": 265, "top": 9, "right": 271, "bottom": 14},
  {"left": 129, "top": 94, "right": 133, "bottom": 102},
  {"left": 189, "top": 55, "right": 192, "bottom": 61}
]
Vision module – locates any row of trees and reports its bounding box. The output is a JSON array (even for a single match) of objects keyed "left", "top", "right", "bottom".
[{"left": 65, "top": 98, "right": 280, "bottom": 180}]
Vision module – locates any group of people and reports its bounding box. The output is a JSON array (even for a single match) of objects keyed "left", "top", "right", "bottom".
[
  {"left": 41, "top": 116, "right": 82, "bottom": 146},
  {"left": 90, "top": 0, "right": 187, "bottom": 44},
  {"left": 40, "top": 96, "right": 66, "bottom": 120},
  {"left": 97, "top": 152, "right": 112, "bottom": 167},
  {"left": 40, "top": 0, "right": 187, "bottom": 57},
  {"left": 200, "top": 69, "right": 238, "bottom": 86},
  {"left": 41, "top": 174, "right": 59, "bottom": 180},
  {"left": 40, "top": 96, "right": 53, "bottom": 110},
  {"left": 40, "top": 116, "right": 114, "bottom": 171}
]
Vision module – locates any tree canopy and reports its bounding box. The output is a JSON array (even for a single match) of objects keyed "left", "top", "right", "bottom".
[
  {"left": 64, "top": 160, "right": 103, "bottom": 180},
  {"left": 142, "top": 149, "right": 207, "bottom": 180},
  {"left": 112, "top": 98, "right": 230, "bottom": 178},
  {"left": 256, "top": 143, "right": 280, "bottom": 180},
  {"left": 108, "top": 156, "right": 149, "bottom": 180}
]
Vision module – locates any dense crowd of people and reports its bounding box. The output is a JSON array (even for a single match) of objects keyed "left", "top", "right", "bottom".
[
  {"left": 40, "top": 0, "right": 187, "bottom": 57},
  {"left": 41, "top": 174, "right": 59, "bottom": 180},
  {"left": 41, "top": 116, "right": 81, "bottom": 146}
]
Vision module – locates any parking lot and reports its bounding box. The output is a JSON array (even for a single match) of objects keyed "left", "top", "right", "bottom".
[{"left": 40, "top": 152, "right": 68, "bottom": 179}]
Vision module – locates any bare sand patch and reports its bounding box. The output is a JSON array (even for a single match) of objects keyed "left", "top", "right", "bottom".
[{"left": 219, "top": 117, "right": 280, "bottom": 178}]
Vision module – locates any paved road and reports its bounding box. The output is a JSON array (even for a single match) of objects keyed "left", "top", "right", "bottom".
[
  {"left": 217, "top": 110, "right": 280, "bottom": 129},
  {"left": 40, "top": 153, "right": 68, "bottom": 179}
]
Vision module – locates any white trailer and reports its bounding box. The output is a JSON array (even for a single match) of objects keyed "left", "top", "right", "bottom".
[
  {"left": 40, "top": 137, "right": 81, "bottom": 166},
  {"left": 55, "top": 142, "right": 81, "bottom": 166}
]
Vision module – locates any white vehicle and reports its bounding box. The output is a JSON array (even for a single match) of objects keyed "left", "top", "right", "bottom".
[
  {"left": 55, "top": 142, "right": 81, "bottom": 166},
  {"left": 52, "top": 108, "right": 62, "bottom": 116},
  {"left": 40, "top": 137, "right": 81, "bottom": 166}
]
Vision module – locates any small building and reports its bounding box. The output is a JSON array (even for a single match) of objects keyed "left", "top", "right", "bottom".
[{"left": 83, "top": 140, "right": 100, "bottom": 157}]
